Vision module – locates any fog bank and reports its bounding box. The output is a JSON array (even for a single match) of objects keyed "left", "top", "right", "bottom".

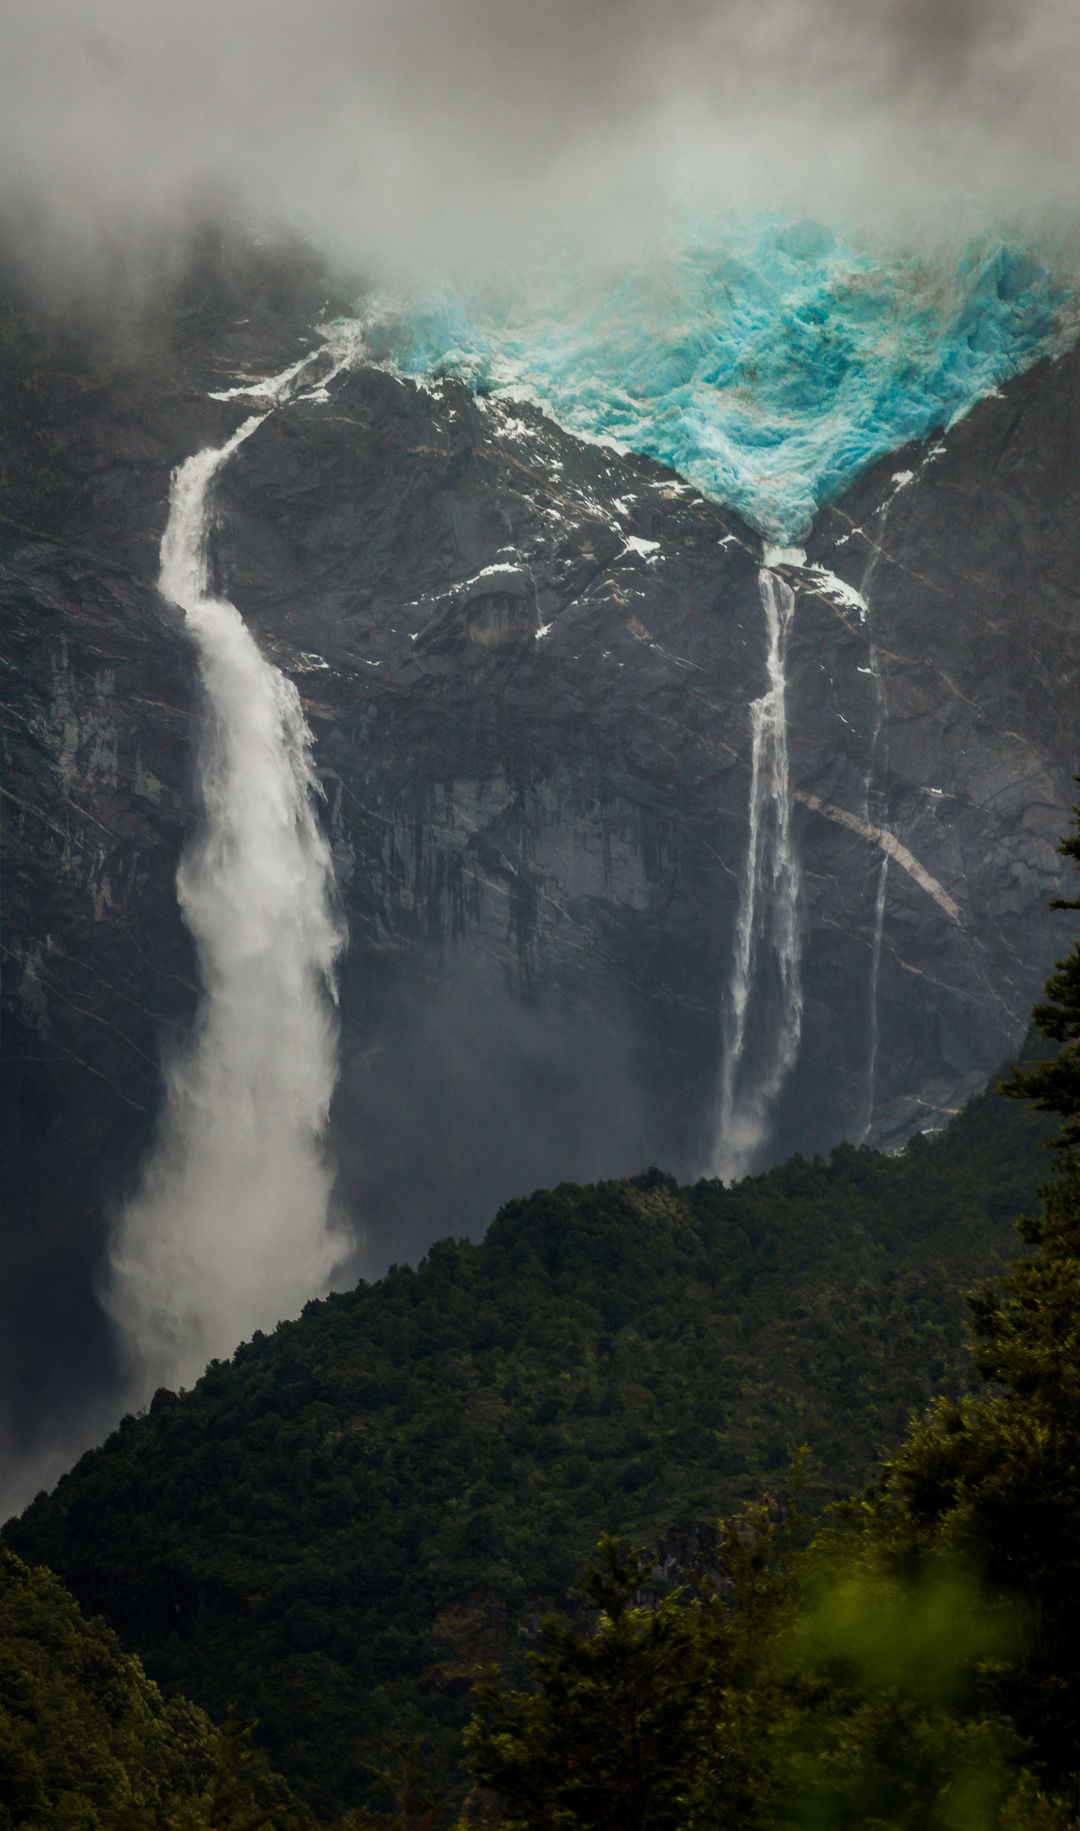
[{"left": 2, "top": 0, "right": 1079, "bottom": 300}]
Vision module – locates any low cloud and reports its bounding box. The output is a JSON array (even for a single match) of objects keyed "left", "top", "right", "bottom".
[{"left": 1, "top": 0, "right": 1079, "bottom": 302}]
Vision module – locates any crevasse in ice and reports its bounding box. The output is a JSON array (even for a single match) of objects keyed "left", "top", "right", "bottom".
[{"left": 357, "top": 217, "right": 1071, "bottom": 542}]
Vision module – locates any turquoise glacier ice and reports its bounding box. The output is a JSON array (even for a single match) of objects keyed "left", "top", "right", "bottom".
[{"left": 357, "top": 218, "right": 1072, "bottom": 543}]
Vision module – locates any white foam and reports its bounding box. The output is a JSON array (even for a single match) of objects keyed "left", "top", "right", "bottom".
[
  {"left": 106, "top": 397, "right": 350, "bottom": 1394},
  {"left": 713, "top": 565, "right": 803, "bottom": 1180}
]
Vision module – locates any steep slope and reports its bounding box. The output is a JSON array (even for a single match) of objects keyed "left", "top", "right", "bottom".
[
  {"left": 2, "top": 228, "right": 1079, "bottom": 1477},
  {"left": 798, "top": 346, "right": 1080, "bottom": 1145},
  {"left": 367, "top": 228, "right": 1067, "bottom": 543},
  {"left": 5, "top": 1083, "right": 1055, "bottom": 1813},
  {"left": 0, "top": 1540, "right": 311, "bottom": 1829},
  {"left": 0, "top": 238, "right": 353, "bottom": 1471}
]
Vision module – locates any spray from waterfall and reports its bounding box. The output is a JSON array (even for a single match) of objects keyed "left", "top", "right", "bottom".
[
  {"left": 105, "top": 365, "right": 352, "bottom": 1394},
  {"left": 713, "top": 560, "right": 803, "bottom": 1181}
]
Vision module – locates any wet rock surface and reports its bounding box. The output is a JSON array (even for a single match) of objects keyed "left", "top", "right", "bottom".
[{"left": 2, "top": 243, "right": 1078, "bottom": 1456}]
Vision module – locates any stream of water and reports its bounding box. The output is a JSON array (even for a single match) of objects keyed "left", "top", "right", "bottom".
[
  {"left": 106, "top": 376, "right": 350, "bottom": 1392},
  {"left": 713, "top": 561, "right": 803, "bottom": 1180}
]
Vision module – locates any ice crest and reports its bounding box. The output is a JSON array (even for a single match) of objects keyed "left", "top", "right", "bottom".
[{"left": 358, "top": 219, "right": 1069, "bottom": 542}]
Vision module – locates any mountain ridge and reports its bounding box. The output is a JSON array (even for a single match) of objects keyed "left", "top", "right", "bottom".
[
  {"left": 2, "top": 226, "right": 1079, "bottom": 1487},
  {"left": 5, "top": 1076, "right": 1056, "bottom": 1812}
]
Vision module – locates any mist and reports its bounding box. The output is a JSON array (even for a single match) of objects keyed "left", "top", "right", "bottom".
[
  {"left": 104, "top": 389, "right": 350, "bottom": 1398},
  {"left": 3, "top": 0, "right": 1080, "bottom": 1512},
  {"left": 3, "top": 0, "right": 1080, "bottom": 308}
]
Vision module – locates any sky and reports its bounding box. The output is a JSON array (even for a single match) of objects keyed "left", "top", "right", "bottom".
[{"left": 2, "top": 0, "right": 1080, "bottom": 300}]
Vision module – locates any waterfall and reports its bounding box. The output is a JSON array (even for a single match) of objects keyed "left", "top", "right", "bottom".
[
  {"left": 861, "top": 854, "right": 890, "bottom": 1141},
  {"left": 713, "top": 561, "right": 803, "bottom": 1180},
  {"left": 856, "top": 488, "right": 897, "bottom": 1142},
  {"left": 105, "top": 385, "right": 349, "bottom": 1394}
]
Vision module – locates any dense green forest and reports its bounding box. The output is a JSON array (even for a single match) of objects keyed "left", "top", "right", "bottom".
[
  {"left": 0, "top": 1539, "right": 313, "bottom": 1829},
  {"left": 460, "top": 816, "right": 1080, "bottom": 1831},
  {"left": 5, "top": 1073, "right": 1055, "bottom": 1816}
]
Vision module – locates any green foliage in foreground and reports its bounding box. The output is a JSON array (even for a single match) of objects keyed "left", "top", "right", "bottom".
[
  {"left": 5, "top": 1080, "right": 1052, "bottom": 1814},
  {"left": 462, "top": 1163, "right": 1080, "bottom": 1830},
  {"left": 1001, "top": 811, "right": 1080, "bottom": 1148},
  {"left": 461, "top": 1143, "right": 1080, "bottom": 1831},
  {"left": 855, "top": 801, "right": 1080, "bottom": 1792},
  {"left": 0, "top": 1541, "right": 312, "bottom": 1830},
  {"left": 462, "top": 1519, "right": 787, "bottom": 1831},
  {"left": 459, "top": 804, "right": 1080, "bottom": 1830},
  {"left": 462, "top": 1517, "right": 1069, "bottom": 1831}
]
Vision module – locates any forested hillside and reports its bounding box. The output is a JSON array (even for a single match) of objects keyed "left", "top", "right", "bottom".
[
  {"left": 0, "top": 1541, "right": 311, "bottom": 1829},
  {"left": 6, "top": 1079, "right": 1054, "bottom": 1814},
  {"left": 457, "top": 820, "right": 1080, "bottom": 1831},
  {"left": 7, "top": 11, "right": 1080, "bottom": 1828}
]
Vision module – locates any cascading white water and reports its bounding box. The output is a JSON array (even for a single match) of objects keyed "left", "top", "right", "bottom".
[
  {"left": 856, "top": 489, "right": 897, "bottom": 1141},
  {"left": 105, "top": 401, "right": 349, "bottom": 1393},
  {"left": 713, "top": 562, "right": 803, "bottom": 1181},
  {"left": 861, "top": 853, "right": 890, "bottom": 1142}
]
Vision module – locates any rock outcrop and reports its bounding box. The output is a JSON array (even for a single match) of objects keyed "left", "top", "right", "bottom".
[{"left": 2, "top": 238, "right": 1078, "bottom": 1462}]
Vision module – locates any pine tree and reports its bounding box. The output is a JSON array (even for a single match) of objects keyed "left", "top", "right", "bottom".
[
  {"left": 860, "top": 799, "right": 1080, "bottom": 1787},
  {"left": 1002, "top": 793, "right": 1080, "bottom": 1146},
  {"left": 459, "top": 1504, "right": 799, "bottom": 1831}
]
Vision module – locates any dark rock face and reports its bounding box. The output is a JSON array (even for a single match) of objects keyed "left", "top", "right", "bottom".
[
  {"left": 0, "top": 545, "right": 193, "bottom": 1453},
  {"left": 2, "top": 245, "right": 1078, "bottom": 1468},
  {"left": 801, "top": 354, "right": 1080, "bottom": 1143},
  {"left": 219, "top": 369, "right": 766, "bottom": 1256}
]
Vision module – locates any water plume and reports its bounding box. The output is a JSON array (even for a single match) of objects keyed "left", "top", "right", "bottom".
[{"left": 105, "top": 394, "right": 348, "bottom": 1394}]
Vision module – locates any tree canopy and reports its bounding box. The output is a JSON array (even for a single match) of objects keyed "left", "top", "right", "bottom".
[
  {"left": 460, "top": 803, "right": 1080, "bottom": 1829},
  {"left": 1002, "top": 793, "right": 1080, "bottom": 1144},
  {"left": 0, "top": 1541, "right": 311, "bottom": 1831},
  {"left": 5, "top": 1077, "right": 1051, "bottom": 1815}
]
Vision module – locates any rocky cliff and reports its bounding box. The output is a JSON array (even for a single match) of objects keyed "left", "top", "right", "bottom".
[{"left": 2, "top": 237, "right": 1078, "bottom": 1464}]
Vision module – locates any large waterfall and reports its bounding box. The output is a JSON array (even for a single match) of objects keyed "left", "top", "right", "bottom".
[
  {"left": 713, "top": 559, "right": 803, "bottom": 1180},
  {"left": 106, "top": 382, "right": 350, "bottom": 1394},
  {"left": 97, "top": 223, "right": 1071, "bottom": 1353},
  {"left": 358, "top": 220, "right": 1068, "bottom": 1174}
]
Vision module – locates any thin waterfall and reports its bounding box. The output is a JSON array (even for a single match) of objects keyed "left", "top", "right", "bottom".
[
  {"left": 713, "top": 562, "right": 803, "bottom": 1180},
  {"left": 861, "top": 853, "right": 890, "bottom": 1141},
  {"left": 105, "top": 382, "right": 350, "bottom": 1394},
  {"left": 856, "top": 491, "right": 896, "bottom": 1142},
  {"left": 859, "top": 629, "right": 889, "bottom": 1141}
]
